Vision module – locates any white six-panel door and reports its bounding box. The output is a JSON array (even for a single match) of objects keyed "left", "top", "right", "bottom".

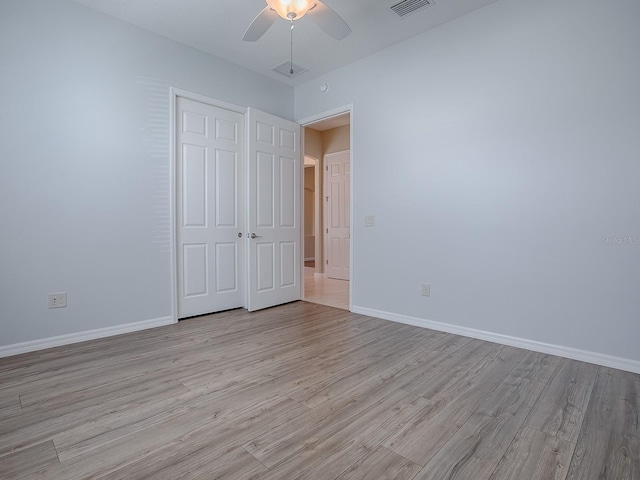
[
  {"left": 325, "top": 150, "right": 350, "bottom": 281},
  {"left": 247, "top": 108, "right": 301, "bottom": 311},
  {"left": 176, "top": 97, "right": 245, "bottom": 318}
]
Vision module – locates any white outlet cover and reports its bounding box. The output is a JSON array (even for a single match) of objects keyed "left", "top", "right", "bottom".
[
  {"left": 49, "top": 293, "right": 67, "bottom": 308},
  {"left": 365, "top": 215, "right": 375, "bottom": 227},
  {"left": 422, "top": 284, "right": 431, "bottom": 297}
]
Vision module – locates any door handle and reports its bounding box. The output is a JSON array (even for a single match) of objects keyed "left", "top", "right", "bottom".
[{"left": 250, "top": 233, "right": 262, "bottom": 239}]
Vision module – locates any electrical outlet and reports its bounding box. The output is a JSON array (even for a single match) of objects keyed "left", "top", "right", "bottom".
[
  {"left": 49, "top": 293, "right": 67, "bottom": 309},
  {"left": 364, "top": 215, "right": 375, "bottom": 227},
  {"left": 421, "top": 284, "right": 430, "bottom": 297}
]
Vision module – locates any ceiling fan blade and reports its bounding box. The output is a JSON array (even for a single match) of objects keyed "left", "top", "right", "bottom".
[
  {"left": 243, "top": 6, "right": 279, "bottom": 42},
  {"left": 307, "top": 1, "right": 351, "bottom": 40}
]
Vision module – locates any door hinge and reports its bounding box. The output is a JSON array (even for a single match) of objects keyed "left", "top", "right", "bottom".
[
  {"left": 326, "top": 228, "right": 328, "bottom": 234},
  {"left": 326, "top": 260, "right": 329, "bottom": 265}
]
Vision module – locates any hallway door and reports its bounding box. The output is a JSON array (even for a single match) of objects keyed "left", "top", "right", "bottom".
[{"left": 325, "top": 150, "right": 350, "bottom": 281}]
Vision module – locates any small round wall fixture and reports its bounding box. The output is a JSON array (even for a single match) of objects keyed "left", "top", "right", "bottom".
[{"left": 319, "top": 82, "right": 329, "bottom": 94}]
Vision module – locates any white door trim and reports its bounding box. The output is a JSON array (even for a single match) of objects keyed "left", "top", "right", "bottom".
[
  {"left": 297, "top": 104, "right": 353, "bottom": 127},
  {"left": 170, "top": 87, "right": 247, "bottom": 322},
  {"left": 298, "top": 104, "right": 354, "bottom": 312}
]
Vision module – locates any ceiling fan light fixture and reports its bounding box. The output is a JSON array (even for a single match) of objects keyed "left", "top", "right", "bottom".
[{"left": 266, "top": 0, "right": 314, "bottom": 20}]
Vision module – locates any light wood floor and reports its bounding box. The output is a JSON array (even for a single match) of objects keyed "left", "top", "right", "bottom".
[
  {"left": 0, "top": 302, "right": 638, "bottom": 479},
  {"left": 304, "top": 267, "right": 349, "bottom": 310}
]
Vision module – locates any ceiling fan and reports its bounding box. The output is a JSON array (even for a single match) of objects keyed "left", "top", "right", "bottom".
[{"left": 243, "top": 0, "right": 352, "bottom": 42}]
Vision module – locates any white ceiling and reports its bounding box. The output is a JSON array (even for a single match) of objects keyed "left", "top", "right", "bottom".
[{"left": 70, "top": 0, "right": 499, "bottom": 86}]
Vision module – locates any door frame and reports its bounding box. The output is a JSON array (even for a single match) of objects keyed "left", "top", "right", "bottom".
[
  {"left": 170, "top": 87, "right": 247, "bottom": 323},
  {"left": 298, "top": 104, "right": 354, "bottom": 311}
]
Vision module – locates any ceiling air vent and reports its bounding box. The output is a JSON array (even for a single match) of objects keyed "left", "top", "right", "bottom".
[
  {"left": 390, "top": 0, "right": 434, "bottom": 17},
  {"left": 272, "top": 62, "right": 308, "bottom": 79}
]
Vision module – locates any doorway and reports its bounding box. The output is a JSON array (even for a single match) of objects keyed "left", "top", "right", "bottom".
[{"left": 301, "top": 111, "right": 351, "bottom": 311}]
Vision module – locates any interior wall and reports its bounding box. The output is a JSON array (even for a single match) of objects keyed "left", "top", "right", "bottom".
[
  {"left": 304, "top": 128, "right": 323, "bottom": 161},
  {"left": 304, "top": 167, "right": 315, "bottom": 259},
  {"left": 304, "top": 128, "right": 323, "bottom": 271},
  {"left": 294, "top": 0, "right": 640, "bottom": 364},
  {"left": 304, "top": 167, "right": 316, "bottom": 237},
  {"left": 0, "top": 0, "right": 294, "bottom": 348},
  {"left": 322, "top": 125, "right": 350, "bottom": 155}
]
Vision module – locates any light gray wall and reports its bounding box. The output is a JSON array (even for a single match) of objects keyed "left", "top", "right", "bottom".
[
  {"left": 295, "top": 0, "right": 640, "bottom": 362},
  {"left": 0, "top": 0, "right": 293, "bottom": 346}
]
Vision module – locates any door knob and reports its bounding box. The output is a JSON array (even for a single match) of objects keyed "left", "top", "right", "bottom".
[
  {"left": 237, "top": 232, "right": 243, "bottom": 238},
  {"left": 250, "top": 233, "right": 262, "bottom": 239}
]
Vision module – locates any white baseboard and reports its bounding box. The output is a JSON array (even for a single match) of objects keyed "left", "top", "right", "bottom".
[
  {"left": 0, "top": 316, "right": 176, "bottom": 359},
  {"left": 351, "top": 306, "right": 640, "bottom": 374},
  {"left": 304, "top": 257, "right": 316, "bottom": 262},
  {"left": 314, "top": 273, "right": 326, "bottom": 279}
]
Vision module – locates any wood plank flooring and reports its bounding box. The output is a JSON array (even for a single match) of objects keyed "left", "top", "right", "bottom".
[{"left": 0, "top": 302, "right": 638, "bottom": 479}]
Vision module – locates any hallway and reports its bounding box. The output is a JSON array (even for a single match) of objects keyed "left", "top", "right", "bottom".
[{"left": 303, "top": 267, "right": 349, "bottom": 311}]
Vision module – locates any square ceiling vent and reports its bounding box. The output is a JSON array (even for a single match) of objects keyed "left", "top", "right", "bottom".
[
  {"left": 391, "top": 0, "right": 434, "bottom": 17},
  {"left": 272, "top": 61, "right": 308, "bottom": 79}
]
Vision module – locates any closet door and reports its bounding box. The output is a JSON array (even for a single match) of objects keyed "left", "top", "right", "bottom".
[
  {"left": 176, "top": 97, "right": 245, "bottom": 318},
  {"left": 246, "top": 108, "right": 301, "bottom": 311}
]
